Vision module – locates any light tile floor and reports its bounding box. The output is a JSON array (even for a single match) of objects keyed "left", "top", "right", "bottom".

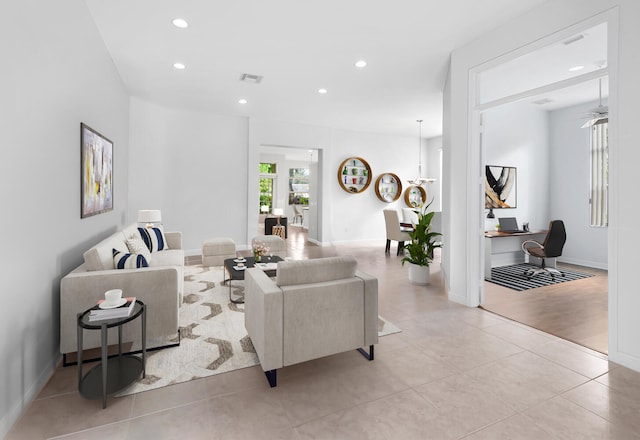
[{"left": 7, "top": 230, "right": 640, "bottom": 439}]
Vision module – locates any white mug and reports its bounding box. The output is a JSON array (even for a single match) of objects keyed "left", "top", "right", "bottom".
[{"left": 105, "top": 289, "right": 123, "bottom": 304}]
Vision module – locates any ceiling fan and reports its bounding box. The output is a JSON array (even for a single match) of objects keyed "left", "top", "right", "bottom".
[{"left": 581, "top": 78, "right": 608, "bottom": 128}]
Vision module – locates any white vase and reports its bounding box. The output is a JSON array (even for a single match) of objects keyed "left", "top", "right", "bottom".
[{"left": 408, "top": 263, "right": 430, "bottom": 285}]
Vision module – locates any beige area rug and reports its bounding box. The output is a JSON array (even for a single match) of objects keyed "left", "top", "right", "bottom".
[{"left": 117, "top": 264, "right": 401, "bottom": 396}]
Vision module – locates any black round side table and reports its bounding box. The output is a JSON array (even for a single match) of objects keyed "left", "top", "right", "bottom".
[{"left": 77, "top": 299, "right": 146, "bottom": 408}]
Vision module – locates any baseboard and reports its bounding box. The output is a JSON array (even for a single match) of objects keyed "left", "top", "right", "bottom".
[
  {"left": 557, "top": 257, "right": 608, "bottom": 270},
  {"left": 608, "top": 350, "right": 640, "bottom": 373},
  {"left": 307, "top": 238, "right": 331, "bottom": 246},
  {"left": 1, "top": 353, "right": 60, "bottom": 439},
  {"left": 329, "top": 239, "right": 381, "bottom": 247},
  {"left": 447, "top": 290, "right": 468, "bottom": 306},
  {"left": 184, "top": 248, "right": 200, "bottom": 257}
]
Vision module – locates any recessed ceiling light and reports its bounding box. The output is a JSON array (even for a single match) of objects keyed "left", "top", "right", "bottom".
[
  {"left": 172, "top": 18, "right": 189, "bottom": 28},
  {"left": 569, "top": 65, "right": 585, "bottom": 72},
  {"left": 238, "top": 98, "right": 248, "bottom": 104},
  {"left": 355, "top": 60, "right": 367, "bottom": 68},
  {"left": 173, "top": 62, "right": 186, "bottom": 70},
  {"left": 318, "top": 88, "right": 328, "bottom": 94}
]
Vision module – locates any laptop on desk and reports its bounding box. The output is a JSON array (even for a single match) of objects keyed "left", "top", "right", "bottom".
[{"left": 498, "top": 217, "right": 525, "bottom": 233}]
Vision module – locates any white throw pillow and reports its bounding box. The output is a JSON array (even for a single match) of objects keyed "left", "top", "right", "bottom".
[{"left": 126, "top": 235, "right": 151, "bottom": 261}]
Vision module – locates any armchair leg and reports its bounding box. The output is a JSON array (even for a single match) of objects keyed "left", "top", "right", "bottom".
[
  {"left": 265, "top": 369, "right": 277, "bottom": 387},
  {"left": 397, "top": 242, "right": 404, "bottom": 256},
  {"left": 357, "top": 345, "right": 374, "bottom": 361}
]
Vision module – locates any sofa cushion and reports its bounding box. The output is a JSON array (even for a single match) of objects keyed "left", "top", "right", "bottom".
[
  {"left": 83, "top": 232, "right": 129, "bottom": 271},
  {"left": 138, "top": 227, "right": 169, "bottom": 252},
  {"left": 126, "top": 235, "right": 151, "bottom": 261},
  {"left": 148, "top": 249, "right": 184, "bottom": 267},
  {"left": 113, "top": 248, "right": 149, "bottom": 269},
  {"left": 275, "top": 256, "right": 357, "bottom": 286}
]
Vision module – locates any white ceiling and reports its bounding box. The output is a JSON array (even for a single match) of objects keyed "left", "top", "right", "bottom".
[
  {"left": 479, "top": 22, "right": 608, "bottom": 110},
  {"left": 84, "top": 0, "right": 612, "bottom": 139},
  {"left": 84, "top": 0, "right": 553, "bottom": 139}
]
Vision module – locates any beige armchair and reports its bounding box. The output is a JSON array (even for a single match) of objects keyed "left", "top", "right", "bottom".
[
  {"left": 383, "top": 209, "right": 412, "bottom": 255},
  {"left": 244, "top": 256, "right": 378, "bottom": 387}
]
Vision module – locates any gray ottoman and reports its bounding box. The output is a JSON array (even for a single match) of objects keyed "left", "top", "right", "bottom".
[{"left": 202, "top": 238, "right": 236, "bottom": 266}]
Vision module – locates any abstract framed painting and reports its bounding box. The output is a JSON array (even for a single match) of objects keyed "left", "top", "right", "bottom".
[
  {"left": 485, "top": 165, "right": 516, "bottom": 209},
  {"left": 81, "top": 123, "right": 113, "bottom": 218}
]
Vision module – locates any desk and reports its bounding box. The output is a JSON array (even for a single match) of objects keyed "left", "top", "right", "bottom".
[{"left": 484, "top": 230, "right": 549, "bottom": 280}]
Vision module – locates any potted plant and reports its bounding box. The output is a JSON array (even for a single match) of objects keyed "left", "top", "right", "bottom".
[{"left": 401, "top": 200, "right": 442, "bottom": 285}]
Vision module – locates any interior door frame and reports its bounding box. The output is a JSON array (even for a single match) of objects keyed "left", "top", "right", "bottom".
[{"left": 467, "top": 11, "right": 617, "bottom": 310}]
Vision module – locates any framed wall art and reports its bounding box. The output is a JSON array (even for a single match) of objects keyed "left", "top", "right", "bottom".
[
  {"left": 81, "top": 123, "right": 113, "bottom": 218},
  {"left": 485, "top": 165, "right": 516, "bottom": 209}
]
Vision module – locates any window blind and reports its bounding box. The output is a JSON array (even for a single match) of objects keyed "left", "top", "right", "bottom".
[{"left": 590, "top": 121, "right": 608, "bottom": 227}]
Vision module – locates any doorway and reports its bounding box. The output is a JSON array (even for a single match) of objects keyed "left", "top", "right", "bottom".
[
  {"left": 258, "top": 145, "right": 320, "bottom": 243},
  {"left": 473, "top": 22, "right": 610, "bottom": 354}
]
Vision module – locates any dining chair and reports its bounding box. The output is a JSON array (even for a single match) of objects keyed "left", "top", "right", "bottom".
[
  {"left": 383, "top": 209, "right": 413, "bottom": 255},
  {"left": 292, "top": 204, "right": 304, "bottom": 225}
]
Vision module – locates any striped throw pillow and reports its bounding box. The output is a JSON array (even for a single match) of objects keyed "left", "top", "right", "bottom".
[
  {"left": 113, "top": 248, "right": 149, "bottom": 269},
  {"left": 137, "top": 227, "right": 169, "bottom": 253}
]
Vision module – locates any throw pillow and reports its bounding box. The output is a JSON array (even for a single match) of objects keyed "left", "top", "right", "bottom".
[
  {"left": 113, "top": 248, "right": 149, "bottom": 269},
  {"left": 137, "top": 227, "right": 170, "bottom": 252},
  {"left": 126, "top": 235, "right": 151, "bottom": 261}
]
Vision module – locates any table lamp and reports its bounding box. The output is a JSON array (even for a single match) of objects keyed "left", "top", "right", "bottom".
[
  {"left": 272, "top": 208, "right": 284, "bottom": 225},
  {"left": 138, "top": 210, "right": 162, "bottom": 228}
]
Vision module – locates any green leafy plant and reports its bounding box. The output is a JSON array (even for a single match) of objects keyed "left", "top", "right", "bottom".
[{"left": 401, "top": 200, "right": 442, "bottom": 267}]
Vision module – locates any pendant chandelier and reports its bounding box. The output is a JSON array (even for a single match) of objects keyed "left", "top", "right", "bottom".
[{"left": 407, "top": 119, "right": 435, "bottom": 186}]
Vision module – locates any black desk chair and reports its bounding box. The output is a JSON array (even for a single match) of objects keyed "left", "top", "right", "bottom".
[{"left": 521, "top": 220, "right": 567, "bottom": 279}]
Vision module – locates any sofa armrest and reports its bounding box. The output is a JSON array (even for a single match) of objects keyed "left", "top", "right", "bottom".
[
  {"left": 60, "top": 265, "right": 180, "bottom": 354},
  {"left": 165, "top": 231, "right": 183, "bottom": 250},
  {"left": 356, "top": 271, "right": 379, "bottom": 346},
  {"left": 244, "top": 268, "right": 283, "bottom": 372}
]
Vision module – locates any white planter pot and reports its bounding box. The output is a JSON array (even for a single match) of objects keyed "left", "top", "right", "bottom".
[{"left": 408, "top": 263, "right": 430, "bottom": 285}]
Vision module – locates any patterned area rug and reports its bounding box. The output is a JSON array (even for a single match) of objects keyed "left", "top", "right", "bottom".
[
  {"left": 487, "top": 263, "right": 594, "bottom": 291},
  {"left": 117, "top": 264, "right": 401, "bottom": 396}
]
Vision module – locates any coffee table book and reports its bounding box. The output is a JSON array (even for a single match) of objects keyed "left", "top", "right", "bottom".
[{"left": 89, "top": 297, "right": 136, "bottom": 322}]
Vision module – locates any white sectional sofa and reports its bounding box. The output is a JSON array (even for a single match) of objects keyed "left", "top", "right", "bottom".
[
  {"left": 244, "top": 255, "right": 378, "bottom": 387},
  {"left": 60, "top": 223, "right": 184, "bottom": 357}
]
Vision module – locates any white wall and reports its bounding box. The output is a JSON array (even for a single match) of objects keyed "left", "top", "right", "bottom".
[
  {"left": 483, "top": 102, "right": 550, "bottom": 232},
  {"left": 426, "top": 136, "right": 443, "bottom": 212},
  {"left": 249, "top": 119, "right": 438, "bottom": 245},
  {"left": 549, "top": 99, "right": 608, "bottom": 268},
  {"left": 0, "top": 1, "right": 130, "bottom": 436},
  {"left": 445, "top": 0, "right": 640, "bottom": 372},
  {"left": 128, "top": 105, "right": 436, "bottom": 250},
  {"left": 128, "top": 98, "right": 248, "bottom": 253},
  {"left": 328, "top": 129, "right": 420, "bottom": 243}
]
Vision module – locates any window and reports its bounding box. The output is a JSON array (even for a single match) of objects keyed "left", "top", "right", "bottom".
[
  {"left": 259, "top": 163, "right": 277, "bottom": 212},
  {"left": 590, "top": 121, "right": 608, "bottom": 227},
  {"left": 288, "top": 168, "right": 309, "bottom": 205}
]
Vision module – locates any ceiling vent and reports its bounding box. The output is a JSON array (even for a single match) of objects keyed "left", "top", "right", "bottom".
[
  {"left": 532, "top": 98, "right": 554, "bottom": 105},
  {"left": 563, "top": 34, "right": 584, "bottom": 45},
  {"left": 240, "top": 73, "right": 263, "bottom": 84}
]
